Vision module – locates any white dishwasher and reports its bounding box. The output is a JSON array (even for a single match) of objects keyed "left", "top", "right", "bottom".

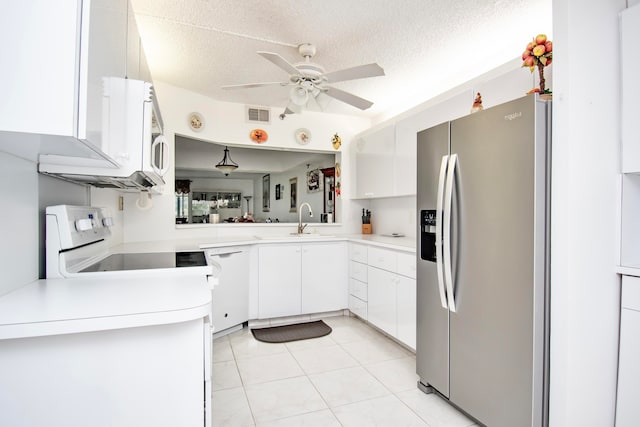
[{"left": 205, "top": 246, "right": 250, "bottom": 334}]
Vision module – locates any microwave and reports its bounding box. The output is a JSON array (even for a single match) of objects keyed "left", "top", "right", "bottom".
[{"left": 38, "top": 78, "right": 169, "bottom": 191}]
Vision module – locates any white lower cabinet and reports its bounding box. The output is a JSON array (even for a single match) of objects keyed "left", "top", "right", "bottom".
[
  {"left": 348, "top": 243, "right": 416, "bottom": 350},
  {"left": 396, "top": 275, "right": 417, "bottom": 349},
  {"left": 258, "top": 244, "right": 302, "bottom": 319},
  {"left": 348, "top": 246, "right": 368, "bottom": 320},
  {"left": 616, "top": 275, "right": 640, "bottom": 426},
  {"left": 349, "top": 294, "right": 367, "bottom": 319},
  {"left": 258, "top": 242, "right": 347, "bottom": 319},
  {"left": 368, "top": 266, "right": 398, "bottom": 337},
  {"left": 302, "top": 242, "right": 347, "bottom": 313}
]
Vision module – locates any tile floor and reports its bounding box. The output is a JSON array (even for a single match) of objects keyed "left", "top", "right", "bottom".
[{"left": 211, "top": 314, "right": 478, "bottom": 427}]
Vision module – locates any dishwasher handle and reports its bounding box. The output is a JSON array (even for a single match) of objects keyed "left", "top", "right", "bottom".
[
  {"left": 206, "top": 257, "right": 222, "bottom": 289},
  {"left": 206, "top": 250, "right": 244, "bottom": 258}
]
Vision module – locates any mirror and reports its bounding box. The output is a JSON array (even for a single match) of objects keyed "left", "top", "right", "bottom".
[{"left": 174, "top": 135, "right": 339, "bottom": 224}]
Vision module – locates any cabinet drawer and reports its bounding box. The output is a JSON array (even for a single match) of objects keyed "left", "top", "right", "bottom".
[
  {"left": 349, "top": 278, "right": 368, "bottom": 301},
  {"left": 368, "top": 247, "right": 397, "bottom": 272},
  {"left": 350, "top": 260, "right": 368, "bottom": 282},
  {"left": 349, "top": 295, "right": 367, "bottom": 320},
  {"left": 349, "top": 243, "right": 368, "bottom": 263},
  {"left": 623, "top": 275, "right": 640, "bottom": 311},
  {"left": 397, "top": 252, "right": 416, "bottom": 279}
]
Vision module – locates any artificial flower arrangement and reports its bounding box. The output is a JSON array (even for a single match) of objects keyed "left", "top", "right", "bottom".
[{"left": 522, "top": 34, "right": 552, "bottom": 94}]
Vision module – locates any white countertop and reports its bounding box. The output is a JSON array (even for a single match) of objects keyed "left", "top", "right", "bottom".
[
  {"left": 195, "top": 233, "right": 417, "bottom": 253},
  {"left": 106, "top": 234, "right": 415, "bottom": 253},
  {"left": 0, "top": 276, "right": 211, "bottom": 340}
]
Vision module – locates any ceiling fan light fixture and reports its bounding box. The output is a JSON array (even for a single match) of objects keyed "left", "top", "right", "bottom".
[
  {"left": 215, "top": 146, "right": 239, "bottom": 176},
  {"left": 290, "top": 86, "right": 309, "bottom": 106}
]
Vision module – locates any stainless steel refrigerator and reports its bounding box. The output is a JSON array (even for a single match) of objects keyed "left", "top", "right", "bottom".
[{"left": 416, "top": 95, "right": 550, "bottom": 427}]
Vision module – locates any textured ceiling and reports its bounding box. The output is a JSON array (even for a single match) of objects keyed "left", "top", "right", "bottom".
[{"left": 131, "top": 0, "right": 552, "bottom": 118}]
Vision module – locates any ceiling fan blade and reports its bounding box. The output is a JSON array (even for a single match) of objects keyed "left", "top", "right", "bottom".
[
  {"left": 322, "top": 63, "right": 385, "bottom": 84},
  {"left": 257, "top": 51, "right": 300, "bottom": 76},
  {"left": 324, "top": 86, "right": 374, "bottom": 110},
  {"left": 221, "top": 81, "right": 287, "bottom": 90}
]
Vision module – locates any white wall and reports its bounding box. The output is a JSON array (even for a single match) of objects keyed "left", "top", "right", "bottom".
[
  {"left": 549, "top": 0, "right": 625, "bottom": 425},
  {"left": 0, "top": 152, "right": 38, "bottom": 295},
  {"left": 0, "top": 148, "right": 93, "bottom": 294},
  {"left": 119, "top": 82, "right": 371, "bottom": 242}
]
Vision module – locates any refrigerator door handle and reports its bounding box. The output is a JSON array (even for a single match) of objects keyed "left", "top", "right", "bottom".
[
  {"left": 443, "top": 153, "right": 458, "bottom": 312},
  {"left": 435, "top": 155, "right": 449, "bottom": 309}
]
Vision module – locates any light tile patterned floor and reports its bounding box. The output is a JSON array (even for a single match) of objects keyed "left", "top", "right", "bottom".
[{"left": 211, "top": 315, "right": 478, "bottom": 427}]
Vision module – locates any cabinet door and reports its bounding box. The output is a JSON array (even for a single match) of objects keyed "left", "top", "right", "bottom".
[
  {"left": 616, "top": 276, "right": 640, "bottom": 426},
  {"left": 396, "top": 275, "right": 416, "bottom": 350},
  {"left": 616, "top": 307, "right": 640, "bottom": 426},
  {"left": 80, "top": 0, "right": 128, "bottom": 148},
  {"left": 258, "top": 245, "right": 301, "bottom": 319},
  {"left": 354, "top": 125, "right": 395, "bottom": 198},
  {"left": 0, "top": 0, "right": 129, "bottom": 160},
  {"left": 301, "top": 242, "right": 347, "bottom": 313},
  {"left": 394, "top": 117, "right": 419, "bottom": 197},
  {"left": 0, "top": 2, "right": 80, "bottom": 136},
  {"left": 621, "top": 5, "right": 640, "bottom": 173},
  {"left": 367, "top": 266, "right": 397, "bottom": 336}
]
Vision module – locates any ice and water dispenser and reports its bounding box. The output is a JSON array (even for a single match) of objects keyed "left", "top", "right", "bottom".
[{"left": 420, "top": 210, "right": 437, "bottom": 262}]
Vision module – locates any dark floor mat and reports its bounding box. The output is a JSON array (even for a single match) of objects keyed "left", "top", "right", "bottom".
[{"left": 251, "top": 320, "right": 332, "bottom": 343}]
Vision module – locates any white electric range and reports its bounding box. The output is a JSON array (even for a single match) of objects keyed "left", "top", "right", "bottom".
[{"left": 45, "top": 205, "right": 212, "bottom": 280}]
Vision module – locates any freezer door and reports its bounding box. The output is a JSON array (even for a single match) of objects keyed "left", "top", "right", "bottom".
[
  {"left": 448, "top": 95, "right": 548, "bottom": 427},
  {"left": 416, "top": 122, "right": 450, "bottom": 397}
]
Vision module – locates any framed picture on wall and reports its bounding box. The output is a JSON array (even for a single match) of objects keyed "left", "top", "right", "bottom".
[
  {"left": 275, "top": 184, "right": 281, "bottom": 200},
  {"left": 307, "top": 169, "right": 321, "bottom": 192},
  {"left": 289, "top": 177, "right": 297, "bottom": 212},
  {"left": 262, "top": 174, "right": 270, "bottom": 212}
]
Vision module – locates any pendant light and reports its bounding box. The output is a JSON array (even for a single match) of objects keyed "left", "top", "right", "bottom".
[{"left": 215, "top": 146, "right": 238, "bottom": 176}]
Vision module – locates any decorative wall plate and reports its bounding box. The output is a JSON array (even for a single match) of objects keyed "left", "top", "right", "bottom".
[
  {"left": 188, "top": 112, "right": 204, "bottom": 132},
  {"left": 250, "top": 129, "right": 268, "bottom": 143},
  {"left": 295, "top": 128, "right": 311, "bottom": 145}
]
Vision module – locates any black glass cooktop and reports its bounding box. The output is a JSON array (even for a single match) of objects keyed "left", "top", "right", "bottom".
[{"left": 80, "top": 251, "right": 207, "bottom": 272}]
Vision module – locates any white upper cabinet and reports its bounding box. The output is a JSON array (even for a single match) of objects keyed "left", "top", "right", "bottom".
[
  {"left": 393, "top": 117, "right": 419, "bottom": 197},
  {"left": 0, "top": 0, "right": 136, "bottom": 162},
  {"left": 353, "top": 90, "right": 472, "bottom": 200},
  {"left": 353, "top": 125, "right": 396, "bottom": 198},
  {"left": 621, "top": 4, "right": 640, "bottom": 173}
]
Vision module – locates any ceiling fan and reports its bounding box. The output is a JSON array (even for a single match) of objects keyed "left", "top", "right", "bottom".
[{"left": 222, "top": 43, "right": 385, "bottom": 117}]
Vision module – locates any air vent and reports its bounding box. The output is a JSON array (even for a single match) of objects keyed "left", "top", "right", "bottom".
[{"left": 246, "top": 106, "right": 271, "bottom": 124}]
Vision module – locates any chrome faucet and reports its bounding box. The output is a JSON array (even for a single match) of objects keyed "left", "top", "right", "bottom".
[{"left": 298, "top": 202, "right": 314, "bottom": 234}]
